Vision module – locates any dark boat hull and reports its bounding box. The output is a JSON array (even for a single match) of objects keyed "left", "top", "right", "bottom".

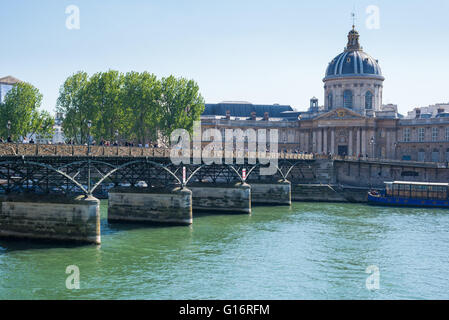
[{"left": 368, "top": 193, "right": 449, "bottom": 208}]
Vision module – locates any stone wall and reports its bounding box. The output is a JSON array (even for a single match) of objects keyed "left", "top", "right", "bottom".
[
  {"left": 0, "top": 195, "right": 100, "bottom": 244},
  {"left": 334, "top": 160, "right": 449, "bottom": 188},
  {"left": 108, "top": 187, "right": 192, "bottom": 225},
  {"left": 292, "top": 184, "right": 368, "bottom": 203},
  {"left": 189, "top": 182, "right": 251, "bottom": 214}
]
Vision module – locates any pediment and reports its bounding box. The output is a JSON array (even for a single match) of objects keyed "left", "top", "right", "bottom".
[{"left": 314, "top": 108, "right": 365, "bottom": 121}]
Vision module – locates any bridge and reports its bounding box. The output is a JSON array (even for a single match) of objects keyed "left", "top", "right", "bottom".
[
  {"left": 1, "top": 143, "right": 448, "bottom": 246},
  {"left": 0, "top": 143, "right": 320, "bottom": 245}
]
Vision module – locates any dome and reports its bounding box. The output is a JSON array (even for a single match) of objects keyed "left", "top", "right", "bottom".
[{"left": 323, "top": 27, "right": 384, "bottom": 81}]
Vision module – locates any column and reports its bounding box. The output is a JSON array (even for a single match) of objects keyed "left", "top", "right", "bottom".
[
  {"left": 323, "top": 129, "right": 328, "bottom": 154},
  {"left": 331, "top": 129, "right": 335, "bottom": 155},
  {"left": 312, "top": 131, "right": 317, "bottom": 153},
  {"left": 356, "top": 128, "right": 361, "bottom": 156},
  {"left": 317, "top": 129, "right": 322, "bottom": 153},
  {"left": 361, "top": 129, "right": 367, "bottom": 156},
  {"left": 348, "top": 129, "right": 353, "bottom": 156}
]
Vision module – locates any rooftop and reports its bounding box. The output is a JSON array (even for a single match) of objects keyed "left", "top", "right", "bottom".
[{"left": 0, "top": 75, "right": 21, "bottom": 85}]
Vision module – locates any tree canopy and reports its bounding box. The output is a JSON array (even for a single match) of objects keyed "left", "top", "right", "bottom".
[
  {"left": 57, "top": 70, "right": 205, "bottom": 145},
  {"left": 0, "top": 82, "right": 54, "bottom": 141}
]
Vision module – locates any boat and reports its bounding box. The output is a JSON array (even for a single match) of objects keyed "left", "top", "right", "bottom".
[{"left": 368, "top": 181, "right": 449, "bottom": 208}]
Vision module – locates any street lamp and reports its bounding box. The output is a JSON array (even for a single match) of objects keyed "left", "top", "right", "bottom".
[
  {"left": 87, "top": 120, "right": 92, "bottom": 195},
  {"left": 87, "top": 120, "right": 92, "bottom": 153},
  {"left": 7, "top": 121, "right": 11, "bottom": 141},
  {"left": 115, "top": 129, "right": 119, "bottom": 154}
]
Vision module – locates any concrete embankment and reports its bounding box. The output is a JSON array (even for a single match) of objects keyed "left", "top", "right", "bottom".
[{"left": 0, "top": 194, "right": 100, "bottom": 244}]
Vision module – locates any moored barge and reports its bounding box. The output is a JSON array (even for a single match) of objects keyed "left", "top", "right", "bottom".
[{"left": 368, "top": 181, "right": 449, "bottom": 208}]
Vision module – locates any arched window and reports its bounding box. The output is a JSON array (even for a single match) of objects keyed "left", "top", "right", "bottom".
[
  {"left": 365, "top": 91, "right": 373, "bottom": 109},
  {"left": 327, "top": 93, "right": 333, "bottom": 110},
  {"left": 343, "top": 90, "right": 353, "bottom": 109}
]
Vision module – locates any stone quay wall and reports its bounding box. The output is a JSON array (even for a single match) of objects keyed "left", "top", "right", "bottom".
[
  {"left": 0, "top": 195, "right": 100, "bottom": 244},
  {"left": 290, "top": 159, "right": 449, "bottom": 203}
]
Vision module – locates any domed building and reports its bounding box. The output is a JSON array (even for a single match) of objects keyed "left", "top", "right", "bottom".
[
  {"left": 201, "top": 25, "right": 449, "bottom": 163},
  {"left": 323, "top": 26, "right": 384, "bottom": 116}
]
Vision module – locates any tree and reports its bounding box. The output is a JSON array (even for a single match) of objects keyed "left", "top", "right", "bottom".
[
  {"left": 159, "top": 76, "right": 205, "bottom": 145},
  {"left": 57, "top": 71, "right": 205, "bottom": 145},
  {"left": 87, "top": 70, "right": 125, "bottom": 142},
  {"left": 0, "top": 82, "right": 54, "bottom": 141},
  {"left": 56, "top": 71, "right": 92, "bottom": 144},
  {"left": 122, "top": 71, "right": 161, "bottom": 145}
]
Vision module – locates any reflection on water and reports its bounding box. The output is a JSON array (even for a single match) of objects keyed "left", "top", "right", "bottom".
[{"left": 1, "top": 200, "right": 449, "bottom": 299}]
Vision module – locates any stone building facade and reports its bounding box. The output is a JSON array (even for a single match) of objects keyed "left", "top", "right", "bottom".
[{"left": 201, "top": 27, "right": 449, "bottom": 163}]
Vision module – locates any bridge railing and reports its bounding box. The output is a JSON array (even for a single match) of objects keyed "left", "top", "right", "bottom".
[
  {"left": 1, "top": 143, "right": 447, "bottom": 167},
  {"left": 0, "top": 143, "right": 316, "bottom": 160}
]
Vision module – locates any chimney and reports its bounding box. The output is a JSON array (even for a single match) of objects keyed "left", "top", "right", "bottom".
[
  {"left": 225, "top": 110, "right": 231, "bottom": 120},
  {"left": 263, "top": 112, "right": 269, "bottom": 121},
  {"left": 415, "top": 109, "right": 421, "bottom": 119},
  {"left": 250, "top": 111, "right": 257, "bottom": 120}
]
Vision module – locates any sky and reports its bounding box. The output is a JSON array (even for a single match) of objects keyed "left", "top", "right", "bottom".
[{"left": 0, "top": 0, "right": 448, "bottom": 115}]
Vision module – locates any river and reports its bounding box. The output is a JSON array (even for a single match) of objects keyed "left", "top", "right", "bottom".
[{"left": 1, "top": 201, "right": 448, "bottom": 299}]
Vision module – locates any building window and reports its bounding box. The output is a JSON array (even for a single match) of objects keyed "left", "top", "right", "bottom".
[
  {"left": 418, "top": 149, "right": 426, "bottom": 162},
  {"left": 328, "top": 93, "right": 333, "bottom": 110},
  {"left": 445, "top": 128, "right": 449, "bottom": 141},
  {"left": 343, "top": 90, "right": 353, "bottom": 109},
  {"left": 403, "top": 128, "right": 410, "bottom": 142},
  {"left": 365, "top": 91, "right": 373, "bottom": 109},
  {"left": 432, "top": 149, "right": 440, "bottom": 162},
  {"left": 432, "top": 127, "right": 439, "bottom": 141},
  {"left": 418, "top": 128, "right": 425, "bottom": 142}
]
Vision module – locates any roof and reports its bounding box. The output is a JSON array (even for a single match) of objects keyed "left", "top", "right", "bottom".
[
  {"left": 0, "top": 76, "right": 21, "bottom": 85},
  {"left": 324, "top": 50, "right": 383, "bottom": 81},
  {"left": 385, "top": 181, "right": 449, "bottom": 187},
  {"left": 202, "top": 102, "right": 294, "bottom": 118},
  {"left": 323, "top": 28, "right": 384, "bottom": 81}
]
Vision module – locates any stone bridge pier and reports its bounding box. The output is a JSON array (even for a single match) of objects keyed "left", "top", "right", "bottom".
[
  {"left": 108, "top": 187, "right": 193, "bottom": 225},
  {"left": 249, "top": 180, "right": 292, "bottom": 206},
  {"left": 189, "top": 182, "right": 251, "bottom": 214},
  {"left": 0, "top": 194, "right": 101, "bottom": 244}
]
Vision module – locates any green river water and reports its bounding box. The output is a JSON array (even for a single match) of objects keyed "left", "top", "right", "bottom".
[{"left": 0, "top": 201, "right": 448, "bottom": 299}]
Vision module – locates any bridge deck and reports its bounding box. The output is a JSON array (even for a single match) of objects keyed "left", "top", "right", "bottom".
[{"left": 0, "top": 143, "right": 313, "bottom": 160}]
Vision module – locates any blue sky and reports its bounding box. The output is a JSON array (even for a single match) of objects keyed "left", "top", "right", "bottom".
[{"left": 0, "top": 0, "right": 448, "bottom": 114}]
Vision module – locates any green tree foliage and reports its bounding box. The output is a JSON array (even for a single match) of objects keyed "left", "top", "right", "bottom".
[
  {"left": 57, "top": 71, "right": 205, "bottom": 145},
  {"left": 159, "top": 76, "right": 205, "bottom": 144},
  {"left": 122, "top": 71, "right": 161, "bottom": 145},
  {"left": 0, "top": 82, "right": 54, "bottom": 141},
  {"left": 56, "top": 71, "right": 91, "bottom": 144},
  {"left": 86, "top": 70, "right": 125, "bottom": 142}
]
